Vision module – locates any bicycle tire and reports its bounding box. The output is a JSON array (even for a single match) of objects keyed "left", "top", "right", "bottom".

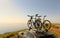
[
  {"left": 43, "top": 20, "right": 51, "bottom": 30},
  {"left": 27, "top": 20, "right": 32, "bottom": 28},
  {"left": 34, "top": 20, "right": 42, "bottom": 30}
]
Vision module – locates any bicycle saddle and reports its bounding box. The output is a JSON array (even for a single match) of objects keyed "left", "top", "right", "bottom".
[
  {"left": 35, "top": 14, "right": 41, "bottom": 17},
  {"left": 27, "top": 15, "right": 34, "bottom": 17},
  {"left": 44, "top": 15, "right": 47, "bottom": 17}
]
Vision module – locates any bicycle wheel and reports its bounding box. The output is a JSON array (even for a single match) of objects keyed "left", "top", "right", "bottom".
[
  {"left": 27, "top": 20, "right": 32, "bottom": 28},
  {"left": 43, "top": 20, "right": 51, "bottom": 30},
  {"left": 34, "top": 21, "right": 42, "bottom": 30}
]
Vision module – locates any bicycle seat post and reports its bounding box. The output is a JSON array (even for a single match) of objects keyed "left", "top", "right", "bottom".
[
  {"left": 31, "top": 16, "right": 33, "bottom": 19},
  {"left": 43, "top": 15, "right": 47, "bottom": 21}
]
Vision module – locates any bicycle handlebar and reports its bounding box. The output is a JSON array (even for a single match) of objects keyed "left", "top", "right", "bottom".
[{"left": 27, "top": 14, "right": 47, "bottom": 19}]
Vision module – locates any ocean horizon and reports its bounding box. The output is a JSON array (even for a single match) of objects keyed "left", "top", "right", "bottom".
[{"left": 0, "top": 23, "right": 28, "bottom": 34}]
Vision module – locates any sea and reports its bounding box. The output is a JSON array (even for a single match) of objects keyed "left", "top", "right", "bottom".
[{"left": 0, "top": 23, "right": 28, "bottom": 34}]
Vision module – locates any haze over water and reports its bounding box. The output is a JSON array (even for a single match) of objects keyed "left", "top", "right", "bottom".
[{"left": 0, "top": 24, "right": 27, "bottom": 34}]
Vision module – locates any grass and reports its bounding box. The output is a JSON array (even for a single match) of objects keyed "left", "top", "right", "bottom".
[
  {"left": 49, "top": 24, "right": 60, "bottom": 38},
  {"left": 0, "top": 29, "right": 27, "bottom": 38}
]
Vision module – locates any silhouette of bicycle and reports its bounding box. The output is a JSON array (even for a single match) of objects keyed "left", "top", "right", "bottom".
[{"left": 27, "top": 14, "right": 51, "bottom": 31}]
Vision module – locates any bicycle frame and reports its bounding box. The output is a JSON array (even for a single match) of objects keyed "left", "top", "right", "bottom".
[{"left": 43, "top": 15, "right": 46, "bottom": 21}]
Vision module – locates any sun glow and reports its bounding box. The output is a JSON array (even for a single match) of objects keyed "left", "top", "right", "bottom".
[{"left": 0, "top": 18, "right": 27, "bottom": 24}]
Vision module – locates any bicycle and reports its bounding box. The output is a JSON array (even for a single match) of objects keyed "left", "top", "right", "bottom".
[
  {"left": 27, "top": 15, "right": 34, "bottom": 29},
  {"left": 34, "top": 14, "right": 51, "bottom": 30},
  {"left": 27, "top": 14, "right": 51, "bottom": 31}
]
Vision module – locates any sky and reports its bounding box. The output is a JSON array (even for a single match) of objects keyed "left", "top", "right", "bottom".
[{"left": 0, "top": 0, "right": 60, "bottom": 24}]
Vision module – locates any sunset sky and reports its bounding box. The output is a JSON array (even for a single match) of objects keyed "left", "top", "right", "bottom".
[{"left": 0, "top": 0, "right": 60, "bottom": 24}]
